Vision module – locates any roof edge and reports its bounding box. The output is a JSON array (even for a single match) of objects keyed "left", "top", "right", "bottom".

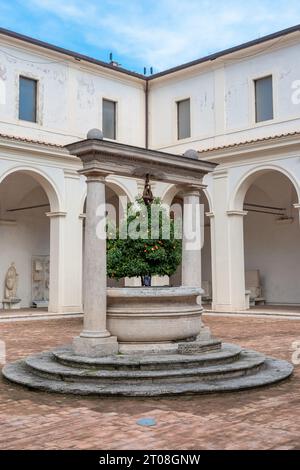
[
  {"left": 0, "top": 23, "right": 300, "bottom": 82},
  {"left": 0, "top": 26, "right": 146, "bottom": 81},
  {"left": 148, "top": 24, "right": 300, "bottom": 80}
]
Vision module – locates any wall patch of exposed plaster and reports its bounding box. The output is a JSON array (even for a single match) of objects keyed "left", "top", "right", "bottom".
[{"left": 0, "top": 65, "right": 6, "bottom": 105}]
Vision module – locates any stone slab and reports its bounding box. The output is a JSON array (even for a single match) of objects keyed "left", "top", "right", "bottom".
[
  {"left": 24, "top": 349, "right": 266, "bottom": 384},
  {"left": 53, "top": 343, "right": 242, "bottom": 369},
  {"left": 2, "top": 357, "right": 293, "bottom": 397}
]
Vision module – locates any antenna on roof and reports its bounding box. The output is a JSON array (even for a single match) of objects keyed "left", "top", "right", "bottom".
[
  {"left": 109, "top": 52, "right": 121, "bottom": 67},
  {"left": 143, "top": 67, "right": 147, "bottom": 75},
  {"left": 150, "top": 67, "right": 153, "bottom": 75}
]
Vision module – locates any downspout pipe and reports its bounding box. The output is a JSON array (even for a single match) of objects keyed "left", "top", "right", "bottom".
[{"left": 145, "top": 80, "right": 149, "bottom": 149}]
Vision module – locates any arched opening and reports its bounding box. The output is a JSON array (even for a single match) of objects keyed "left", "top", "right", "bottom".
[
  {"left": 0, "top": 169, "right": 60, "bottom": 311},
  {"left": 237, "top": 169, "right": 300, "bottom": 308},
  {"left": 164, "top": 186, "right": 212, "bottom": 301}
]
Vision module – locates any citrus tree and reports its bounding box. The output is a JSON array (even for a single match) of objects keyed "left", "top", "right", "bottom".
[{"left": 107, "top": 198, "right": 182, "bottom": 285}]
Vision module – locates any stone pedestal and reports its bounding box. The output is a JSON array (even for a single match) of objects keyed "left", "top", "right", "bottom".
[
  {"left": 73, "top": 335, "right": 118, "bottom": 357},
  {"left": 2, "top": 298, "right": 21, "bottom": 310}
]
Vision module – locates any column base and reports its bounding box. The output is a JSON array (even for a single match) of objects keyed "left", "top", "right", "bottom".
[
  {"left": 197, "top": 325, "right": 212, "bottom": 342},
  {"left": 212, "top": 303, "right": 246, "bottom": 312},
  {"left": 73, "top": 335, "right": 118, "bottom": 357}
]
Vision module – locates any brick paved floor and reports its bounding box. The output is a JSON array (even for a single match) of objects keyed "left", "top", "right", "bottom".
[{"left": 0, "top": 315, "right": 299, "bottom": 450}]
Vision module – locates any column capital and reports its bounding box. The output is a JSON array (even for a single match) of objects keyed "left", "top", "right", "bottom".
[
  {"left": 206, "top": 212, "right": 215, "bottom": 218},
  {"left": 182, "top": 183, "right": 206, "bottom": 197},
  {"left": 46, "top": 211, "right": 67, "bottom": 218},
  {"left": 293, "top": 203, "right": 300, "bottom": 210},
  {"left": 212, "top": 169, "right": 228, "bottom": 180},
  {"left": 227, "top": 210, "right": 248, "bottom": 217},
  {"left": 64, "top": 169, "right": 81, "bottom": 180},
  {"left": 86, "top": 174, "right": 107, "bottom": 183},
  {"left": 79, "top": 169, "right": 108, "bottom": 182}
]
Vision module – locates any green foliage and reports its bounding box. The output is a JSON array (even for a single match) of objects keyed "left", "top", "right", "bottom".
[{"left": 107, "top": 198, "right": 182, "bottom": 280}]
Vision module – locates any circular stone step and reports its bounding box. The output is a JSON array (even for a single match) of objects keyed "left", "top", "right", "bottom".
[
  {"left": 24, "top": 349, "right": 266, "bottom": 384},
  {"left": 2, "top": 356, "right": 293, "bottom": 396},
  {"left": 52, "top": 343, "right": 242, "bottom": 370}
]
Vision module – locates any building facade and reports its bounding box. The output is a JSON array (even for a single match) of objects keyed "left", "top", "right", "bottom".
[{"left": 1, "top": 25, "right": 300, "bottom": 313}]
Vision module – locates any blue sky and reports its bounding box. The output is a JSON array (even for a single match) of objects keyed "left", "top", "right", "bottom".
[{"left": 0, "top": 0, "right": 300, "bottom": 74}]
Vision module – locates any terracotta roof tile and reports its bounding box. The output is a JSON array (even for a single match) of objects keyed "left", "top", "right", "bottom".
[
  {"left": 1, "top": 131, "right": 300, "bottom": 155},
  {"left": 0, "top": 132, "right": 64, "bottom": 148},
  {"left": 198, "top": 131, "right": 300, "bottom": 153}
]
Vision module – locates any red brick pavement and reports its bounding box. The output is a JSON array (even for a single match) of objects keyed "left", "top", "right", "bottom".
[{"left": 0, "top": 315, "right": 299, "bottom": 450}]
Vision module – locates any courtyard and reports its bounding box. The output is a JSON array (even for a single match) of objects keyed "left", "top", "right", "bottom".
[
  {"left": 0, "top": 314, "right": 299, "bottom": 450},
  {"left": 1, "top": 3, "right": 300, "bottom": 457}
]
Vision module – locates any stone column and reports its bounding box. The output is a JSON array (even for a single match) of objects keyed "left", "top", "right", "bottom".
[
  {"left": 293, "top": 203, "right": 300, "bottom": 224},
  {"left": 181, "top": 186, "right": 203, "bottom": 288},
  {"left": 212, "top": 207, "right": 248, "bottom": 312},
  {"left": 226, "top": 210, "right": 248, "bottom": 311},
  {"left": 206, "top": 211, "right": 216, "bottom": 303},
  {"left": 209, "top": 169, "right": 247, "bottom": 312},
  {"left": 47, "top": 211, "right": 66, "bottom": 313},
  {"left": 73, "top": 172, "right": 118, "bottom": 357},
  {"left": 62, "top": 170, "right": 85, "bottom": 313},
  {"left": 181, "top": 185, "right": 211, "bottom": 341}
]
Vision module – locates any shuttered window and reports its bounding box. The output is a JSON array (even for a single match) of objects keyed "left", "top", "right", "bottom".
[
  {"left": 255, "top": 76, "right": 273, "bottom": 123},
  {"left": 103, "top": 99, "right": 116, "bottom": 139},
  {"left": 177, "top": 98, "right": 191, "bottom": 140},
  {"left": 19, "top": 76, "right": 37, "bottom": 122}
]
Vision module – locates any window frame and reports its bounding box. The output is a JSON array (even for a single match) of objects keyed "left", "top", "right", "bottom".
[
  {"left": 18, "top": 75, "right": 38, "bottom": 123},
  {"left": 253, "top": 74, "right": 275, "bottom": 125},
  {"left": 176, "top": 97, "right": 191, "bottom": 141},
  {"left": 102, "top": 98, "right": 117, "bottom": 140}
]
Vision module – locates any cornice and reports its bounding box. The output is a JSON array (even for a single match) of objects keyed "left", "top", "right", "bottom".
[
  {"left": 200, "top": 133, "right": 300, "bottom": 165},
  {"left": 66, "top": 138, "right": 216, "bottom": 186},
  {"left": 0, "top": 137, "right": 81, "bottom": 169}
]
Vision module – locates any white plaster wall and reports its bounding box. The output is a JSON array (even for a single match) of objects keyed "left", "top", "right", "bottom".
[
  {"left": 149, "top": 41, "right": 300, "bottom": 155},
  {"left": 0, "top": 39, "right": 145, "bottom": 146},
  {"left": 225, "top": 42, "right": 300, "bottom": 130},
  {"left": 2, "top": 33, "right": 300, "bottom": 156},
  {"left": 149, "top": 71, "right": 215, "bottom": 149}
]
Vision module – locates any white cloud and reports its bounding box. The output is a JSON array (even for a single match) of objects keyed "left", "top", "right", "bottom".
[{"left": 21, "top": 0, "right": 300, "bottom": 70}]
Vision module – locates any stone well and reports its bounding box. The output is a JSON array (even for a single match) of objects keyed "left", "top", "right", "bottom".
[
  {"left": 1, "top": 133, "right": 294, "bottom": 396},
  {"left": 107, "top": 287, "right": 205, "bottom": 353}
]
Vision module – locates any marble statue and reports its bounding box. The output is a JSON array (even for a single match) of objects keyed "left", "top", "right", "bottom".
[{"left": 2, "top": 263, "right": 21, "bottom": 310}]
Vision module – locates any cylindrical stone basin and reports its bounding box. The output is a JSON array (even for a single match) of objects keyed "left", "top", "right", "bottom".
[{"left": 107, "top": 287, "right": 203, "bottom": 353}]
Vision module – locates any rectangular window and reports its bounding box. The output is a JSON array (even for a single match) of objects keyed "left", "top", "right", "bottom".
[
  {"left": 103, "top": 99, "right": 116, "bottom": 140},
  {"left": 255, "top": 76, "right": 273, "bottom": 123},
  {"left": 19, "top": 76, "right": 37, "bottom": 122},
  {"left": 177, "top": 98, "right": 191, "bottom": 140}
]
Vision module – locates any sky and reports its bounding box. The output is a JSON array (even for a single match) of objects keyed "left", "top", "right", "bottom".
[{"left": 0, "top": 0, "right": 300, "bottom": 74}]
